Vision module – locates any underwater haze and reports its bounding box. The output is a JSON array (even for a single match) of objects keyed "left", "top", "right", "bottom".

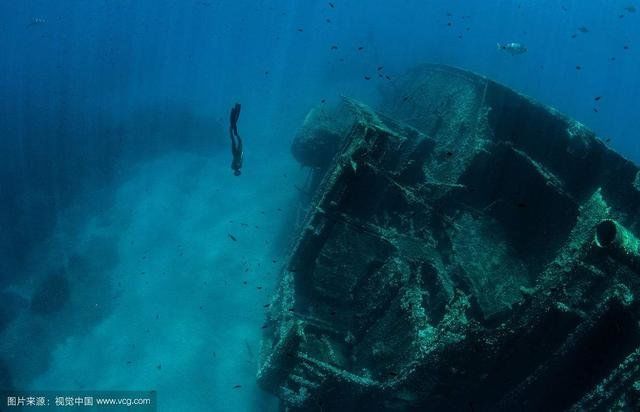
[{"left": 1, "top": 1, "right": 639, "bottom": 411}]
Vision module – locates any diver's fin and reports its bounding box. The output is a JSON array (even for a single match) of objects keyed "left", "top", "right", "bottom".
[
  {"left": 229, "top": 103, "right": 241, "bottom": 130},
  {"left": 233, "top": 103, "right": 241, "bottom": 124}
]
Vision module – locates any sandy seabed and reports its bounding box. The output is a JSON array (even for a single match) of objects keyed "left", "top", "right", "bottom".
[{"left": 3, "top": 150, "right": 304, "bottom": 411}]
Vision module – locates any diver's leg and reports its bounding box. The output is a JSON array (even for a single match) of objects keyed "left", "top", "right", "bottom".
[{"left": 230, "top": 129, "right": 238, "bottom": 153}]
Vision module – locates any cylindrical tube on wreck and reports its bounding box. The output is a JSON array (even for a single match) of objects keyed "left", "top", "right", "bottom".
[{"left": 594, "top": 219, "right": 640, "bottom": 271}]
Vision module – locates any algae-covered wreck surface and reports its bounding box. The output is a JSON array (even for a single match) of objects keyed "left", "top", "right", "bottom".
[{"left": 258, "top": 64, "right": 640, "bottom": 411}]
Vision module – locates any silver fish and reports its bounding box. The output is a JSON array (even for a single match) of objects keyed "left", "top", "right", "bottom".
[{"left": 497, "top": 42, "right": 527, "bottom": 55}]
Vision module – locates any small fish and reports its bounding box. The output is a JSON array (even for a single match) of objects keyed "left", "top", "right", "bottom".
[
  {"left": 516, "top": 202, "right": 528, "bottom": 208},
  {"left": 578, "top": 26, "right": 589, "bottom": 33},
  {"left": 320, "top": 99, "right": 326, "bottom": 103},
  {"left": 330, "top": 45, "right": 338, "bottom": 50},
  {"left": 228, "top": 233, "right": 237, "bottom": 241},
  {"left": 28, "top": 18, "right": 46, "bottom": 27},
  {"left": 326, "top": 18, "right": 331, "bottom": 23},
  {"left": 497, "top": 42, "right": 527, "bottom": 55},
  {"left": 233, "top": 385, "right": 242, "bottom": 389},
  {"left": 297, "top": 28, "right": 303, "bottom": 32},
  {"left": 605, "top": 137, "right": 611, "bottom": 143},
  {"left": 624, "top": 45, "right": 630, "bottom": 50},
  {"left": 364, "top": 75, "right": 371, "bottom": 80},
  {"left": 357, "top": 46, "right": 364, "bottom": 50},
  {"left": 576, "top": 65, "right": 582, "bottom": 70},
  {"left": 377, "top": 66, "right": 384, "bottom": 71},
  {"left": 329, "top": 2, "right": 335, "bottom": 8},
  {"left": 594, "top": 96, "right": 602, "bottom": 101}
]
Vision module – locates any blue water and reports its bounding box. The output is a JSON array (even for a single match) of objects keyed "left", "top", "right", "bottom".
[{"left": 1, "top": 1, "right": 639, "bottom": 411}]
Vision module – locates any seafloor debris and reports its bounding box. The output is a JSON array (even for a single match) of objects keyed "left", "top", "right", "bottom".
[{"left": 259, "top": 64, "right": 640, "bottom": 411}]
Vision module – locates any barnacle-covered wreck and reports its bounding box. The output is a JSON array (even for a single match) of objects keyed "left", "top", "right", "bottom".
[{"left": 258, "top": 64, "right": 640, "bottom": 411}]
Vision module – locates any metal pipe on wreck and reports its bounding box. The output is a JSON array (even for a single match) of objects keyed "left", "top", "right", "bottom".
[{"left": 594, "top": 219, "right": 640, "bottom": 271}]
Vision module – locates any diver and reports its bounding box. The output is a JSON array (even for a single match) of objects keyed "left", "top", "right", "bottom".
[{"left": 229, "top": 102, "right": 243, "bottom": 176}]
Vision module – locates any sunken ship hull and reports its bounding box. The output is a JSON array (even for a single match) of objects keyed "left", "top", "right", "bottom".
[{"left": 258, "top": 64, "right": 640, "bottom": 411}]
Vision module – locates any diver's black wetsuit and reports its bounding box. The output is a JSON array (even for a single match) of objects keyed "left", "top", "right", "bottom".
[{"left": 229, "top": 103, "right": 243, "bottom": 176}]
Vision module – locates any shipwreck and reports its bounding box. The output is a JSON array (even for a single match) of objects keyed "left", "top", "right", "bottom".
[{"left": 258, "top": 64, "right": 640, "bottom": 411}]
